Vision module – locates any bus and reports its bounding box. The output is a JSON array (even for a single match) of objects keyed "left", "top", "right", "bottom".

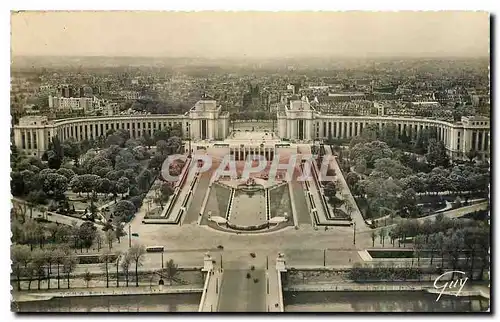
[{"left": 146, "top": 246, "right": 164, "bottom": 253}]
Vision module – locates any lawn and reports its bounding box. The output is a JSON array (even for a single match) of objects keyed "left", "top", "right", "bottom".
[
  {"left": 354, "top": 196, "right": 372, "bottom": 220},
  {"left": 203, "top": 183, "right": 232, "bottom": 220},
  {"left": 269, "top": 185, "right": 292, "bottom": 219}
]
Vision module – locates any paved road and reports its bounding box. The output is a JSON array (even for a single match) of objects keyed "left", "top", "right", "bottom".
[
  {"left": 291, "top": 170, "right": 312, "bottom": 225},
  {"left": 370, "top": 201, "right": 489, "bottom": 232},
  {"left": 217, "top": 269, "right": 266, "bottom": 312},
  {"left": 184, "top": 170, "right": 212, "bottom": 224},
  {"left": 168, "top": 165, "right": 198, "bottom": 221},
  {"left": 324, "top": 146, "right": 369, "bottom": 231},
  {"left": 199, "top": 268, "right": 223, "bottom": 312},
  {"left": 12, "top": 197, "right": 90, "bottom": 227}
]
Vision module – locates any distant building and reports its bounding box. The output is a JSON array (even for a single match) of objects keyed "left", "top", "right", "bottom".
[
  {"left": 103, "top": 102, "right": 120, "bottom": 116},
  {"left": 319, "top": 100, "right": 373, "bottom": 115},
  {"left": 58, "top": 84, "right": 75, "bottom": 98},
  {"left": 48, "top": 95, "right": 105, "bottom": 114},
  {"left": 120, "top": 90, "right": 141, "bottom": 100},
  {"left": 327, "top": 92, "right": 367, "bottom": 102}
]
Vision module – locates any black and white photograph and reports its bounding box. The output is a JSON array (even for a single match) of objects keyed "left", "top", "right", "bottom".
[{"left": 8, "top": 9, "right": 491, "bottom": 313}]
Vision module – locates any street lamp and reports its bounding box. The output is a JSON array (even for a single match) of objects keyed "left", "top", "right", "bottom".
[
  {"left": 161, "top": 251, "right": 164, "bottom": 270},
  {"left": 188, "top": 121, "right": 192, "bottom": 158},
  {"left": 128, "top": 225, "right": 132, "bottom": 248},
  {"left": 116, "top": 254, "right": 121, "bottom": 287},
  {"left": 353, "top": 222, "right": 356, "bottom": 245}
]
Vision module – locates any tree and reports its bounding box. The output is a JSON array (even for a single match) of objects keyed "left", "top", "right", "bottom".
[
  {"left": 106, "top": 170, "right": 124, "bottom": 182},
  {"left": 105, "top": 134, "right": 125, "bottom": 148},
  {"left": 140, "top": 132, "right": 154, "bottom": 148},
  {"left": 52, "top": 247, "right": 68, "bottom": 289},
  {"left": 105, "top": 229, "right": 114, "bottom": 250},
  {"left": 24, "top": 263, "right": 36, "bottom": 291},
  {"left": 445, "top": 230, "right": 465, "bottom": 279},
  {"left": 413, "top": 235, "right": 426, "bottom": 266},
  {"left": 379, "top": 228, "right": 387, "bottom": 247},
  {"left": 354, "top": 158, "right": 367, "bottom": 175},
  {"left": 10, "top": 171, "right": 26, "bottom": 197},
  {"left": 116, "top": 177, "right": 130, "bottom": 197},
  {"left": 78, "top": 174, "right": 101, "bottom": 198},
  {"left": 164, "top": 259, "right": 179, "bottom": 285},
  {"left": 345, "top": 172, "right": 360, "bottom": 189},
  {"left": 149, "top": 154, "right": 167, "bottom": 170},
  {"left": 156, "top": 140, "right": 169, "bottom": 156},
  {"left": 54, "top": 225, "right": 72, "bottom": 244},
  {"left": 44, "top": 137, "right": 64, "bottom": 170},
  {"left": 129, "top": 195, "right": 145, "bottom": 210},
  {"left": 323, "top": 181, "right": 337, "bottom": 199},
  {"left": 114, "top": 200, "right": 137, "bottom": 222},
  {"left": 95, "top": 231, "right": 104, "bottom": 251},
  {"left": 100, "top": 251, "right": 114, "bottom": 288},
  {"left": 84, "top": 270, "right": 92, "bottom": 288},
  {"left": 114, "top": 222, "right": 126, "bottom": 243},
  {"left": 43, "top": 246, "right": 56, "bottom": 289},
  {"left": 138, "top": 169, "right": 153, "bottom": 192},
  {"left": 427, "top": 234, "right": 439, "bottom": 266},
  {"left": 420, "top": 219, "right": 434, "bottom": 242},
  {"left": 372, "top": 158, "right": 412, "bottom": 180},
  {"left": 95, "top": 178, "right": 111, "bottom": 197},
  {"left": 125, "top": 138, "right": 142, "bottom": 149},
  {"left": 398, "top": 188, "right": 417, "bottom": 216},
  {"left": 69, "top": 176, "right": 83, "bottom": 196},
  {"left": 62, "top": 140, "right": 81, "bottom": 166},
  {"left": 24, "top": 219, "right": 43, "bottom": 250},
  {"left": 466, "top": 149, "right": 479, "bottom": 163},
  {"left": 328, "top": 195, "right": 344, "bottom": 212},
  {"left": 379, "top": 123, "right": 402, "bottom": 148},
  {"left": 121, "top": 253, "right": 132, "bottom": 287},
  {"left": 153, "top": 129, "right": 170, "bottom": 143},
  {"left": 426, "top": 139, "right": 450, "bottom": 168},
  {"left": 115, "top": 149, "right": 139, "bottom": 172},
  {"left": 159, "top": 183, "right": 174, "bottom": 207},
  {"left": 62, "top": 255, "right": 78, "bottom": 289},
  {"left": 350, "top": 141, "right": 393, "bottom": 168},
  {"left": 166, "top": 136, "right": 182, "bottom": 154},
  {"left": 11, "top": 244, "right": 31, "bottom": 291},
  {"left": 128, "top": 244, "right": 146, "bottom": 287},
  {"left": 344, "top": 200, "right": 354, "bottom": 219},
  {"left": 78, "top": 222, "right": 97, "bottom": 251}
]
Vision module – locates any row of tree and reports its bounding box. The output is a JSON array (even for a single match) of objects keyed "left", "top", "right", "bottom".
[
  {"left": 11, "top": 243, "right": 181, "bottom": 291},
  {"left": 11, "top": 243, "right": 78, "bottom": 291},
  {"left": 338, "top": 139, "right": 488, "bottom": 219},
  {"left": 369, "top": 215, "right": 490, "bottom": 280},
  {"left": 11, "top": 214, "right": 124, "bottom": 253}
]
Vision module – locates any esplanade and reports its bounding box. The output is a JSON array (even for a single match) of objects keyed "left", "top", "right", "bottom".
[{"left": 13, "top": 99, "right": 490, "bottom": 160}]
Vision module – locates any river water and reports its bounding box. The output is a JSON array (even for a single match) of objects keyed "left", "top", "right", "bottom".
[
  {"left": 13, "top": 291, "right": 489, "bottom": 312},
  {"left": 284, "top": 291, "right": 490, "bottom": 312},
  {"left": 13, "top": 293, "right": 201, "bottom": 312}
]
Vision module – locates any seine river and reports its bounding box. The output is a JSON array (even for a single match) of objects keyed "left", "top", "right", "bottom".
[
  {"left": 284, "top": 291, "right": 490, "bottom": 312},
  {"left": 13, "top": 291, "right": 489, "bottom": 312},
  {"left": 13, "top": 293, "right": 201, "bottom": 312}
]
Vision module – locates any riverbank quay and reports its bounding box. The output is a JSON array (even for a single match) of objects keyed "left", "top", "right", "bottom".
[
  {"left": 12, "top": 285, "right": 203, "bottom": 303},
  {"left": 284, "top": 282, "right": 490, "bottom": 299}
]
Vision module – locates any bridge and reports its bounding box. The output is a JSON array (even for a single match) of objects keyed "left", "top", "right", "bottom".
[{"left": 197, "top": 253, "right": 286, "bottom": 312}]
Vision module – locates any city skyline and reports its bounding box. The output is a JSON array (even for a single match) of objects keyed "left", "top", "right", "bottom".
[{"left": 11, "top": 11, "right": 490, "bottom": 58}]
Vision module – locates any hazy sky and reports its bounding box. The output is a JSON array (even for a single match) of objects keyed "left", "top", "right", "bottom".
[{"left": 11, "top": 11, "right": 490, "bottom": 58}]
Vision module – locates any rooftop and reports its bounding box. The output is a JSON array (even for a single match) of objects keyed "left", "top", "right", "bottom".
[
  {"left": 192, "top": 100, "right": 218, "bottom": 112},
  {"left": 289, "top": 100, "right": 312, "bottom": 111}
]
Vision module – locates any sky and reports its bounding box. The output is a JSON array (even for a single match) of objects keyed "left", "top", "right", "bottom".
[{"left": 11, "top": 11, "right": 490, "bottom": 58}]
